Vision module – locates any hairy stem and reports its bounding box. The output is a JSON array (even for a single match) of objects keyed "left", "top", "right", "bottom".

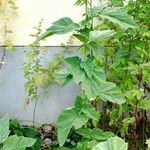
[{"left": 0, "top": 24, "right": 7, "bottom": 70}]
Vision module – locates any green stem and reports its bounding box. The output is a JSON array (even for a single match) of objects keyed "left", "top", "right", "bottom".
[
  {"left": 89, "top": 0, "right": 94, "bottom": 58},
  {"left": 0, "top": 23, "right": 7, "bottom": 70},
  {"left": 85, "top": 0, "right": 88, "bottom": 19}
]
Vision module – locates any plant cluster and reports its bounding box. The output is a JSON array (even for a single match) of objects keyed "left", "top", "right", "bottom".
[
  {"left": 0, "top": 115, "right": 36, "bottom": 149},
  {"left": 0, "top": 0, "right": 148, "bottom": 149},
  {"left": 33, "top": 0, "right": 150, "bottom": 149},
  {"left": 99, "top": 0, "right": 150, "bottom": 149},
  {"left": 22, "top": 20, "right": 71, "bottom": 126}
]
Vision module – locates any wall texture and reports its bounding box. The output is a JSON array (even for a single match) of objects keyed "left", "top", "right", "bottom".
[
  {"left": 0, "top": 0, "right": 84, "bottom": 46},
  {"left": 0, "top": 0, "right": 99, "bottom": 124},
  {"left": 0, "top": 0, "right": 99, "bottom": 46},
  {"left": 0, "top": 47, "right": 79, "bottom": 125}
]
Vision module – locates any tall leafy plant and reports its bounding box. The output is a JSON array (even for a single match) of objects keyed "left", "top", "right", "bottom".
[
  {"left": 23, "top": 20, "right": 69, "bottom": 126},
  {"left": 97, "top": 0, "right": 150, "bottom": 149},
  {"left": 35, "top": 0, "right": 137, "bottom": 149}
]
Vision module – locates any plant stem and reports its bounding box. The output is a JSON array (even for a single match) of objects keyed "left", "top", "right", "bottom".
[
  {"left": 33, "top": 100, "right": 37, "bottom": 127},
  {"left": 133, "top": 69, "right": 142, "bottom": 150},
  {"left": 83, "top": 0, "right": 89, "bottom": 61},
  {"left": 0, "top": 48, "right": 7, "bottom": 70},
  {"left": 89, "top": 0, "right": 93, "bottom": 58},
  {"left": 0, "top": 24, "right": 7, "bottom": 70},
  {"left": 85, "top": 0, "right": 88, "bottom": 19}
]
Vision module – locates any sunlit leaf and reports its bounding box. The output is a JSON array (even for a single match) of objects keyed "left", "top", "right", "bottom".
[
  {"left": 0, "top": 115, "right": 9, "bottom": 144},
  {"left": 2, "top": 135, "right": 36, "bottom": 150},
  {"left": 76, "top": 128, "right": 115, "bottom": 141},
  {"left": 57, "top": 96, "right": 99, "bottom": 147},
  {"left": 138, "top": 99, "right": 150, "bottom": 110},
  {"left": 75, "top": 0, "right": 87, "bottom": 6},
  {"left": 100, "top": 7, "right": 137, "bottom": 29},
  {"left": 35, "top": 17, "right": 80, "bottom": 43},
  {"left": 89, "top": 30, "right": 116, "bottom": 41},
  {"left": 93, "top": 136, "right": 128, "bottom": 150},
  {"left": 65, "top": 57, "right": 125, "bottom": 104}
]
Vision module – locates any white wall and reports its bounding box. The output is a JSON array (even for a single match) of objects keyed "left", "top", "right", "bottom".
[
  {"left": 0, "top": 0, "right": 84, "bottom": 46},
  {"left": 0, "top": 0, "right": 99, "bottom": 46},
  {"left": 0, "top": 47, "right": 79, "bottom": 124},
  {"left": 0, "top": 0, "right": 99, "bottom": 124}
]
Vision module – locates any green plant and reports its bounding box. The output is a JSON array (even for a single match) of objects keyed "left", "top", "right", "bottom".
[
  {"left": 97, "top": 0, "right": 150, "bottom": 149},
  {"left": 0, "top": 115, "right": 36, "bottom": 149},
  {"left": 93, "top": 136, "right": 128, "bottom": 150},
  {"left": 23, "top": 20, "right": 71, "bottom": 127},
  {"left": 23, "top": 19, "right": 45, "bottom": 102},
  {"left": 9, "top": 119, "right": 49, "bottom": 150},
  {"left": 35, "top": 0, "right": 139, "bottom": 149},
  {"left": 22, "top": 19, "right": 47, "bottom": 127},
  {"left": 146, "top": 139, "right": 150, "bottom": 150}
]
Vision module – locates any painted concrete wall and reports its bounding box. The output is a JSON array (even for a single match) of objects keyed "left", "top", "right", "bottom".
[
  {"left": 0, "top": 47, "right": 79, "bottom": 124},
  {"left": 0, "top": 0, "right": 99, "bottom": 124},
  {"left": 0, "top": 0, "right": 99, "bottom": 46},
  {"left": 12, "top": 0, "right": 84, "bottom": 46}
]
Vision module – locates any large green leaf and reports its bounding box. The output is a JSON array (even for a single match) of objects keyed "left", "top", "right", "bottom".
[
  {"left": 47, "top": 17, "right": 80, "bottom": 34},
  {"left": 2, "top": 135, "right": 36, "bottom": 150},
  {"left": 75, "top": 96, "right": 100, "bottom": 121},
  {"left": 65, "top": 57, "right": 125, "bottom": 104},
  {"left": 93, "top": 136, "right": 128, "bottom": 150},
  {"left": 100, "top": 7, "right": 137, "bottom": 29},
  {"left": 90, "top": 6, "right": 137, "bottom": 29},
  {"left": 73, "top": 33, "right": 88, "bottom": 43},
  {"left": 76, "top": 128, "right": 115, "bottom": 141},
  {"left": 111, "top": 0, "right": 123, "bottom": 6},
  {"left": 0, "top": 115, "right": 9, "bottom": 143},
  {"left": 89, "top": 30, "right": 116, "bottom": 41},
  {"left": 53, "top": 68, "right": 73, "bottom": 86},
  {"left": 65, "top": 57, "right": 88, "bottom": 84},
  {"left": 138, "top": 99, "right": 150, "bottom": 110},
  {"left": 91, "top": 128, "right": 115, "bottom": 141},
  {"left": 35, "top": 17, "right": 80, "bottom": 43},
  {"left": 57, "top": 96, "right": 99, "bottom": 147},
  {"left": 75, "top": 0, "right": 87, "bottom": 6},
  {"left": 81, "top": 105, "right": 100, "bottom": 121},
  {"left": 66, "top": 57, "right": 104, "bottom": 99},
  {"left": 57, "top": 108, "right": 88, "bottom": 147},
  {"left": 98, "top": 82, "right": 126, "bottom": 105},
  {"left": 77, "top": 141, "right": 90, "bottom": 150}
]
